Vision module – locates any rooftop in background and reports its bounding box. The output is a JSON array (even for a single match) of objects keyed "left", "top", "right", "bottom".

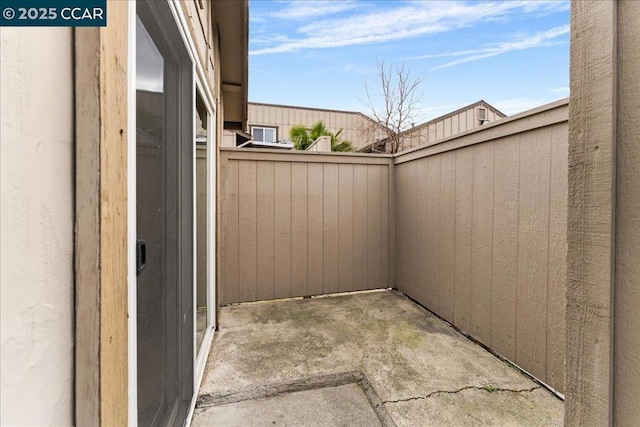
[{"left": 236, "top": 100, "right": 506, "bottom": 153}]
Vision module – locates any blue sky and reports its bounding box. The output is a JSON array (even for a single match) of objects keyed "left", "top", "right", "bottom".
[{"left": 249, "top": 0, "right": 570, "bottom": 121}]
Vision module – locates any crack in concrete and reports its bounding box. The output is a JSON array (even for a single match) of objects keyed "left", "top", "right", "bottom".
[{"left": 383, "top": 385, "right": 541, "bottom": 404}]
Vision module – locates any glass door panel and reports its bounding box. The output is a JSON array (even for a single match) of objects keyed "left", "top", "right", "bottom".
[
  {"left": 136, "top": 2, "right": 193, "bottom": 425},
  {"left": 195, "top": 91, "right": 208, "bottom": 353}
]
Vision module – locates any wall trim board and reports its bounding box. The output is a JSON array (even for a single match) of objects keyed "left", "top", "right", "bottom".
[
  {"left": 222, "top": 149, "right": 393, "bottom": 165},
  {"left": 74, "top": 2, "right": 129, "bottom": 425},
  {"left": 565, "top": 1, "right": 617, "bottom": 425}
]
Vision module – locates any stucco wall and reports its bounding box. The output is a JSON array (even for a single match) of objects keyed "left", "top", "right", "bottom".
[{"left": 0, "top": 28, "right": 74, "bottom": 425}]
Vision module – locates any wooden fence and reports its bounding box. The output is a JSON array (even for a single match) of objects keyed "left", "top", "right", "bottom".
[
  {"left": 219, "top": 150, "right": 393, "bottom": 305},
  {"left": 217, "top": 99, "right": 569, "bottom": 393},
  {"left": 394, "top": 99, "right": 568, "bottom": 392}
]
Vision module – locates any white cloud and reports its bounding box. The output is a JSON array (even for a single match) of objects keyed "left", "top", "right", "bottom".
[
  {"left": 249, "top": 1, "right": 569, "bottom": 56},
  {"left": 428, "top": 24, "right": 569, "bottom": 70},
  {"left": 550, "top": 86, "right": 570, "bottom": 94},
  {"left": 267, "top": 1, "right": 359, "bottom": 20},
  {"left": 249, "top": 67, "right": 282, "bottom": 77}
]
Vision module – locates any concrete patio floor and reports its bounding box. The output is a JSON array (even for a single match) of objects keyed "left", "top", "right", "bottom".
[{"left": 194, "top": 290, "right": 563, "bottom": 426}]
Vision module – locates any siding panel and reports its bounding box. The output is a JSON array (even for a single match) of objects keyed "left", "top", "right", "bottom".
[
  {"left": 426, "top": 156, "right": 441, "bottom": 314},
  {"left": 454, "top": 148, "right": 473, "bottom": 332},
  {"left": 238, "top": 161, "right": 257, "bottom": 302},
  {"left": 291, "top": 162, "right": 308, "bottom": 297},
  {"left": 381, "top": 165, "right": 390, "bottom": 287},
  {"left": 470, "top": 142, "right": 494, "bottom": 344},
  {"left": 353, "top": 165, "right": 368, "bottom": 291},
  {"left": 546, "top": 124, "right": 568, "bottom": 392},
  {"left": 491, "top": 137, "right": 520, "bottom": 362},
  {"left": 256, "top": 162, "right": 275, "bottom": 301},
  {"left": 516, "top": 128, "right": 551, "bottom": 382},
  {"left": 323, "top": 163, "right": 339, "bottom": 294},
  {"left": 221, "top": 159, "right": 239, "bottom": 305},
  {"left": 307, "top": 163, "right": 324, "bottom": 295},
  {"left": 338, "top": 164, "right": 354, "bottom": 291},
  {"left": 415, "top": 159, "right": 429, "bottom": 303},
  {"left": 439, "top": 151, "right": 456, "bottom": 322},
  {"left": 367, "top": 165, "right": 383, "bottom": 290},
  {"left": 274, "top": 162, "right": 292, "bottom": 298}
]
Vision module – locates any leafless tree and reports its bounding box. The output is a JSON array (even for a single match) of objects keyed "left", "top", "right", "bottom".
[{"left": 360, "top": 60, "right": 425, "bottom": 154}]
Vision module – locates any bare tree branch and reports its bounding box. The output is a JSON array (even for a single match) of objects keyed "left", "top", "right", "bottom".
[{"left": 359, "top": 60, "right": 425, "bottom": 153}]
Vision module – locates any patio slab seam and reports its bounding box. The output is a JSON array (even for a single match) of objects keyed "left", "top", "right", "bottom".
[
  {"left": 195, "top": 370, "right": 397, "bottom": 427},
  {"left": 196, "top": 291, "right": 564, "bottom": 426},
  {"left": 196, "top": 371, "right": 363, "bottom": 408}
]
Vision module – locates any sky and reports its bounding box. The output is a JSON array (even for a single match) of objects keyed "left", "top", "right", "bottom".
[{"left": 248, "top": 0, "right": 570, "bottom": 122}]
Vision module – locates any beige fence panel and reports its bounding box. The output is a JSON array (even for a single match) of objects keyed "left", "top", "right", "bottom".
[
  {"left": 218, "top": 99, "right": 568, "bottom": 393},
  {"left": 394, "top": 99, "right": 568, "bottom": 393},
  {"left": 219, "top": 149, "right": 393, "bottom": 306}
]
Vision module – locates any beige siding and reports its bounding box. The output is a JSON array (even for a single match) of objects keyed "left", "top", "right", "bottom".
[
  {"left": 182, "top": 0, "right": 216, "bottom": 93},
  {"left": 219, "top": 150, "right": 392, "bottom": 304},
  {"left": 248, "top": 103, "right": 386, "bottom": 149},
  {"left": 394, "top": 100, "right": 568, "bottom": 393},
  {"left": 566, "top": 2, "right": 640, "bottom": 424},
  {"left": 399, "top": 102, "right": 505, "bottom": 151},
  {"left": 614, "top": 3, "right": 640, "bottom": 424}
]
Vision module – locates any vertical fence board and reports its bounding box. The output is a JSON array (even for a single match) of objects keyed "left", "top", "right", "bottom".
[
  {"left": 353, "top": 165, "right": 368, "bottom": 291},
  {"left": 426, "top": 157, "right": 441, "bottom": 313},
  {"left": 439, "top": 151, "right": 456, "bottom": 323},
  {"left": 394, "top": 165, "right": 407, "bottom": 289},
  {"left": 381, "top": 165, "right": 390, "bottom": 287},
  {"left": 367, "top": 165, "right": 383, "bottom": 290},
  {"left": 256, "top": 162, "right": 275, "bottom": 301},
  {"left": 547, "top": 124, "right": 568, "bottom": 392},
  {"left": 323, "top": 164, "right": 339, "bottom": 294},
  {"left": 221, "top": 159, "right": 239, "bottom": 305},
  {"left": 274, "top": 162, "right": 292, "bottom": 298},
  {"left": 339, "top": 164, "right": 355, "bottom": 292},
  {"left": 291, "top": 162, "right": 308, "bottom": 297},
  {"left": 491, "top": 138, "right": 520, "bottom": 362},
  {"left": 407, "top": 161, "right": 420, "bottom": 295},
  {"left": 454, "top": 148, "right": 473, "bottom": 332},
  {"left": 238, "top": 161, "right": 257, "bottom": 302},
  {"left": 307, "top": 163, "right": 324, "bottom": 296},
  {"left": 516, "top": 128, "right": 551, "bottom": 382},
  {"left": 415, "top": 159, "right": 429, "bottom": 304},
  {"left": 470, "top": 142, "right": 494, "bottom": 344}
]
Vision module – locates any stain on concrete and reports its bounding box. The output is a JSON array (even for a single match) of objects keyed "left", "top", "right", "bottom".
[{"left": 196, "top": 290, "right": 563, "bottom": 426}]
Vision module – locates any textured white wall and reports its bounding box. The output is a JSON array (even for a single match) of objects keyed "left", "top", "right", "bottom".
[{"left": 0, "top": 28, "right": 74, "bottom": 425}]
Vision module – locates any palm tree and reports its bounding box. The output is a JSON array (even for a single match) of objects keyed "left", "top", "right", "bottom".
[{"left": 289, "top": 121, "right": 354, "bottom": 152}]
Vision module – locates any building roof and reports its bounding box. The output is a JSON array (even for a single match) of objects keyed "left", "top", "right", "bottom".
[
  {"left": 356, "top": 100, "right": 506, "bottom": 153},
  {"left": 404, "top": 100, "right": 506, "bottom": 135}
]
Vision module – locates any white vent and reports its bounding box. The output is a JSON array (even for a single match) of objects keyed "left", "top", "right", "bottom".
[{"left": 478, "top": 107, "right": 487, "bottom": 122}]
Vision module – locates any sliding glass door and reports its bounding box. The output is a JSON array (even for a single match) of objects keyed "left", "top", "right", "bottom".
[{"left": 135, "top": 1, "right": 193, "bottom": 425}]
